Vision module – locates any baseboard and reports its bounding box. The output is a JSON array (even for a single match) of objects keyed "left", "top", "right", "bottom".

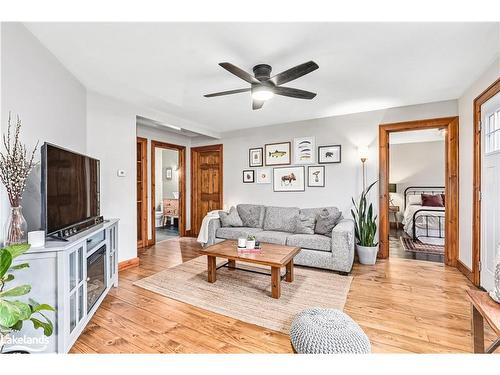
[
  {"left": 457, "top": 259, "right": 473, "bottom": 283},
  {"left": 118, "top": 257, "right": 140, "bottom": 271}
]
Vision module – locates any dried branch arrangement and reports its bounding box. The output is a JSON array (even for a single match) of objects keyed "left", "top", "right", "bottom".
[{"left": 0, "top": 113, "right": 38, "bottom": 207}]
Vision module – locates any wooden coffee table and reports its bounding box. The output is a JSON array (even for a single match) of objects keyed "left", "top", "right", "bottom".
[{"left": 200, "top": 240, "right": 301, "bottom": 299}]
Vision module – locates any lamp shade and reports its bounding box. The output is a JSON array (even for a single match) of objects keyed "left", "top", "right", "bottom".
[
  {"left": 358, "top": 146, "right": 369, "bottom": 161},
  {"left": 388, "top": 183, "right": 397, "bottom": 193}
]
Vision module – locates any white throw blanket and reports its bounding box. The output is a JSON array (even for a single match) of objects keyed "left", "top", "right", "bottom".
[{"left": 197, "top": 210, "right": 220, "bottom": 245}]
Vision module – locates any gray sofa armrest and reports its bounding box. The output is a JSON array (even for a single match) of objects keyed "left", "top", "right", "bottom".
[
  {"left": 331, "top": 219, "right": 355, "bottom": 273},
  {"left": 206, "top": 217, "right": 221, "bottom": 246}
]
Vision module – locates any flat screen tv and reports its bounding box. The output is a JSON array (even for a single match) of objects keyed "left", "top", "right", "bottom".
[{"left": 41, "top": 143, "right": 101, "bottom": 238}]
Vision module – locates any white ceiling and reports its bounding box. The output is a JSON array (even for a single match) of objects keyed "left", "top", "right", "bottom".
[{"left": 25, "top": 22, "right": 500, "bottom": 133}]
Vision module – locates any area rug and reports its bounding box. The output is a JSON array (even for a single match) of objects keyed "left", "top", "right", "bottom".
[
  {"left": 133, "top": 256, "right": 352, "bottom": 334},
  {"left": 400, "top": 236, "right": 444, "bottom": 254}
]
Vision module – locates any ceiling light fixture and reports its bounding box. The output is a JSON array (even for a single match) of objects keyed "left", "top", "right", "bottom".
[
  {"left": 251, "top": 85, "right": 274, "bottom": 101},
  {"left": 166, "top": 124, "right": 182, "bottom": 131}
]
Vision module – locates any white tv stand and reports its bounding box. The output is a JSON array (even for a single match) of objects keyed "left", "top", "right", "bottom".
[{"left": 4, "top": 219, "right": 119, "bottom": 353}]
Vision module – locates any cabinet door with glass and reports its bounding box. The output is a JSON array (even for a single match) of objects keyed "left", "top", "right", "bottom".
[
  {"left": 107, "top": 223, "right": 118, "bottom": 287},
  {"left": 60, "top": 243, "right": 87, "bottom": 347}
]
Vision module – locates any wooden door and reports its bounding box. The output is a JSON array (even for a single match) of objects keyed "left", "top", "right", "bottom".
[
  {"left": 136, "top": 137, "right": 148, "bottom": 248},
  {"left": 191, "top": 144, "right": 223, "bottom": 237}
]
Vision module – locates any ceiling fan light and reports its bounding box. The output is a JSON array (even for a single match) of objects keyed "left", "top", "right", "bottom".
[{"left": 252, "top": 86, "right": 274, "bottom": 101}]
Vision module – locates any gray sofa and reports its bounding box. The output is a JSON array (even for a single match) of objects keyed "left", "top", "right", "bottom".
[{"left": 205, "top": 204, "right": 355, "bottom": 274}]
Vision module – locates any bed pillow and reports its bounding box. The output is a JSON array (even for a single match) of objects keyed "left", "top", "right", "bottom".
[
  {"left": 219, "top": 206, "right": 243, "bottom": 227},
  {"left": 407, "top": 194, "right": 422, "bottom": 206},
  {"left": 421, "top": 194, "right": 444, "bottom": 207}
]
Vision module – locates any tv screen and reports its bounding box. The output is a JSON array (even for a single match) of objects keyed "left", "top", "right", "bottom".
[{"left": 42, "top": 143, "right": 100, "bottom": 236}]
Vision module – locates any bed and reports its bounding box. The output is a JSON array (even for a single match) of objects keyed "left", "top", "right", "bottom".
[{"left": 402, "top": 186, "right": 445, "bottom": 246}]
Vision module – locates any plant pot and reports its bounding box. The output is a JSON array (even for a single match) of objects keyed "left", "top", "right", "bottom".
[
  {"left": 356, "top": 244, "right": 379, "bottom": 265},
  {"left": 246, "top": 240, "right": 256, "bottom": 250}
]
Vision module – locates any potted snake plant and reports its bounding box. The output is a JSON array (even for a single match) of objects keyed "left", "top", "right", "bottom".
[
  {"left": 0, "top": 243, "right": 54, "bottom": 353},
  {"left": 351, "top": 180, "right": 379, "bottom": 265}
]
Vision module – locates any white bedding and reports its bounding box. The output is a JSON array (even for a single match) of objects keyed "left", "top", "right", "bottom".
[{"left": 403, "top": 204, "right": 445, "bottom": 245}]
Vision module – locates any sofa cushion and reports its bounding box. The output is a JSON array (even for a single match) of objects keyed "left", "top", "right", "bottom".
[
  {"left": 237, "top": 204, "right": 266, "bottom": 228},
  {"left": 314, "top": 207, "right": 342, "bottom": 236},
  {"left": 219, "top": 206, "right": 243, "bottom": 227},
  {"left": 255, "top": 231, "right": 291, "bottom": 245},
  {"left": 287, "top": 234, "right": 331, "bottom": 252},
  {"left": 216, "top": 227, "right": 263, "bottom": 240},
  {"left": 263, "top": 206, "right": 300, "bottom": 233},
  {"left": 295, "top": 213, "right": 316, "bottom": 234}
]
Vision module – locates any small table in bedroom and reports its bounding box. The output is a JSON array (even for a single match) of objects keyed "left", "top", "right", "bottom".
[
  {"left": 389, "top": 205, "right": 400, "bottom": 230},
  {"left": 466, "top": 289, "right": 500, "bottom": 353},
  {"left": 200, "top": 240, "right": 301, "bottom": 299}
]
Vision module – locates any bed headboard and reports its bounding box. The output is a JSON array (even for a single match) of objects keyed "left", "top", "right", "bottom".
[{"left": 403, "top": 186, "right": 445, "bottom": 210}]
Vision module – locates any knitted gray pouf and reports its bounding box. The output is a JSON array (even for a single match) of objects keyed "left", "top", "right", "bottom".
[{"left": 290, "top": 308, "right": 371, "bottom": 354}]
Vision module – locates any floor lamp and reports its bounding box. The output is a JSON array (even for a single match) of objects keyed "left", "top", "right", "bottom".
[{"left": 358, "top": 146, "right": 369, "bottom": 192}]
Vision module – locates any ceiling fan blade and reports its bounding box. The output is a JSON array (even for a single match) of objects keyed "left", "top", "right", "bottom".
[
  {"left": 219, "top": 62, "right": 259, "bottom": 84},
  {"left": 204, "top": 88, "right": 250, "bottom": 97},
  {"left": 252, "top": 99, "right": 264, "bottom": 110},
  {"left": 273, "top": 86, "right": 317, "bottom": 99},
  {"left": 271, "top": 61, "right": 319, "bottom": 85}
]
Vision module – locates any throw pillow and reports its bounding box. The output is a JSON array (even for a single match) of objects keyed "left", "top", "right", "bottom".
[
  {"left": 219, "top": 206, "right": 243, "bottom": 227},
  {"left": 314, "top": 208, "right": 342, "bottom": 236},
  {"left": 295, "top": 213, "right": 315, "bottom": 234},
  {"left": 421, "top": 194, "right": 444, "bottom": 207},
  {"left": 407, "top": 194, "right": 422, "bottom": 206},
  {"left": 237, "top": 204, "right": 265, "bottom": 228}
]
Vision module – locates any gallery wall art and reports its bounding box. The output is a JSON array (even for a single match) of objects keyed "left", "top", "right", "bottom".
[
  {"left": 265, "top": 142, "right": 291, "bottom": 166},
  {"left": 273, "top": 166, "right": 305, "bottom": 192},
  {"left": 307, "top": 165, "right": 325, "bottom": 187},
  {"left": 293, "top": 136, "right": 315, "bottom": 164},
  {"left": 318, "top": 145, "right": 341, "bottom": 164},
  {"left": 249, "top": 147, "right": 263, "bottom": 167},
  {"left": 256, "top": 168, "right": 271, "bottom": 184},
  {"left": 242, "top": 170, "right": 255, "bottom": 183}
]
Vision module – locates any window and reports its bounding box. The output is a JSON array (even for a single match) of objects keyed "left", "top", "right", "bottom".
[{"left": 485, "top": 109, "right": 500, "bottom": 154}]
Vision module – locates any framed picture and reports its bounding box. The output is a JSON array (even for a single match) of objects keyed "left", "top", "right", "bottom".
[
  {"left": 265, "top": 142, "right": 291, "bottom": 166},
  {"left": 249, "top": 147, "right": 263, "bottom": 167},
  {"left": 256, "top": 168, "right": 271, "bottom": 184},
  {"left": 242, "top": 170, "right": 255, "bottom": 183},
  {"left": 165, "top": 167, "right": 173, "bottom": 180},
  {"left": 293, "top": 136, "right": 315, "bottom": 164},
  {"left": 318, "top": 145, "right": 341, "bottom": 164},
  {"left": 273, "top": 166, "right": 305, "bottom": 192},
  {"left": 308, "top": 166, "right": 325, "bottom": 187}
]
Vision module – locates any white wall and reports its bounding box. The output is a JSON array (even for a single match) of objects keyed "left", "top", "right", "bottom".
[
  {"left": 136, "top": 124, "right": 192, "bottom": 240},
  {"left": 1, "top": 23, "right": 87, "bottom": 242},
  {"left": 389, "top": 140, "right": 445, "bottom": 219},
  {"left": 192, "top": 100, "right": 457, "bottom": 220},
  {"left": 458, "top": 57, "right": 500, "bottom": 269}
]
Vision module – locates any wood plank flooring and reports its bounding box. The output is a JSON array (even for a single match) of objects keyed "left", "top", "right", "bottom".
[{"left": 70, "top": 237, "right": 498, "bottom": 353}]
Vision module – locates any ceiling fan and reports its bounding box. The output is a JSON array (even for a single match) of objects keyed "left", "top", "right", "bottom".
[{"left": 204, "top": 61, "right": 319, "bottom": 110}]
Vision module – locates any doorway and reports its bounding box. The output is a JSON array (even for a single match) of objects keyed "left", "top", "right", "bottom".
[
  {"left": 474, "top": 78, "right": 500, "bottom": 288},
  {"left": 379, "top": 116, "right": 459, "bottom": 266},
  {"left": 190, "top": 144, "right": 223, "bottom": 237},
  {"left": 136, "top": 137, "right": 148, "bottom": 248},
  {"left": 151, "top": 140, "right": 186, "bottom": 244}
]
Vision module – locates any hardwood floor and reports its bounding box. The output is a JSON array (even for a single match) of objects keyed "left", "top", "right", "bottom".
[{"left": 70, "top": 237, "right": 498, "bottom": 354}]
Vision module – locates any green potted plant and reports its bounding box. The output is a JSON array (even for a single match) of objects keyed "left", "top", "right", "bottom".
[
  {"left": 351, "top": 180, "right": 379, "bottom": 265},
  {"left": 0, "top": 243, "right": 54, "bottom": 353}
]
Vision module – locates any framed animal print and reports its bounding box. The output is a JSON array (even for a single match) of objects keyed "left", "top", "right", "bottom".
[
  {"left": 293, "top": 136, "right": 315, "bottom": 164},
  {"left": 249, "top": 147, "right": 263, "bottom": 167},
  {"left": 308, "top": 166, "right": 325, "bottom": 187},
  {"left": 273, "top": 166, "right": 305, "bottom": 192},
  {"left": 265, "top": 142, "right": 291, "bottom": 166},
  {"left": 256, "top": 168, "right": 271, "bottom": 184},
  {"left": 242, "top": 170, "right": 255, "bottom": 183},
  {"left": 318, "top": 145, "right": 341, "bottom": 164}
]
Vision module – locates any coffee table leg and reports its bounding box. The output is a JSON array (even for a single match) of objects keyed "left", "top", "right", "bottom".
[
  {"left": 285, "top": 259, "right": 294, "bottom": 282},
  {"left": 207, "top": 255, "right": 216, "bottom": 283},
  {"left": 271, "top": 266, "right": 281, "bottom": 299},
  {"left": 472, "top": 304, "right": 485, "bottom": 353},
  {"left": 228, "top": 259, "right": 236, "bottom": 270}
]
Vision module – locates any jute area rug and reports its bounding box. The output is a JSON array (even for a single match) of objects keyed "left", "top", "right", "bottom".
[{"left": 133, "top": 256, "right": 353, "bottom": 334}]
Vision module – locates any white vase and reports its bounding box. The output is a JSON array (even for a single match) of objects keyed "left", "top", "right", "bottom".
[
  {"left": 246, "top": 240, "right": 256, "bottom": 250},
  {"left": 356, "top": 244, "right": 379, "bottom": 265}
]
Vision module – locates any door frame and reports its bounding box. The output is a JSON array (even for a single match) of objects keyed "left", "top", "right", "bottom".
[
  {"left": 137, "top": 137, "right": 148, "bottom": 248},
  {"left": 472, "top": 78, "right": 500, "bottom": 286},
  {"left": 151, "top": 140, "right": 187, "bottom": 243},
  {"left": 378, "top": 116, "right": 459, "bottom": 266},
  {"left": 190, "top": 144, "right": 224, "bottom": 237}
]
